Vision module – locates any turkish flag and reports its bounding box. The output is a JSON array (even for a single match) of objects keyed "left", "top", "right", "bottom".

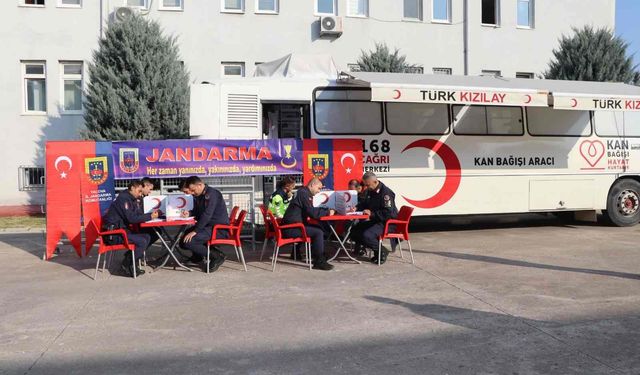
[
  {"left": 332, "top": 139, "right": 363, "bottom": 190},
  {"left": 45, "top": 141, "right": 91, "bottom": 259}
]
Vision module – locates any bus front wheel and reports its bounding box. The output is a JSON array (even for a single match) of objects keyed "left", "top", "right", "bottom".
[{"left": 605, "top": 179, "right": 640, "bottom": 227}]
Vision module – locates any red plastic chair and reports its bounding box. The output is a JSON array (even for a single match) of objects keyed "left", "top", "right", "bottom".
[
  {"left": 258, "top": 204, "right": 277, "bottom": 261},
  {"left": 207, "top": 209, "right": 248, "bottom": 272},
  {"left": 267, "top": 210, "right": 311, "bottom": 272},
  {"left": 94, "top": 229, "right": 138, "bottom": 280},
  {"left": 377, "top": 206, "right": 415, "bottom": 266},
  {"left": 229, "top": 206, "right": 240, "bottom": 225}
]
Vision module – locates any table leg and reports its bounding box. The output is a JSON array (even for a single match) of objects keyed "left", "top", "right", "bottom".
[
  {"left": 327, "top": 223, "right": 361, "bottom": 264},
  {"left": 155, "top": 227, "right": 193, "bottom": 272}
]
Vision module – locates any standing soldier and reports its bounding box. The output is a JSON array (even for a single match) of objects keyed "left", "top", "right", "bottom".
[
  {"left": 102, "top": 180, "right": 160, "bottom": 277},
  {"left": 351, "top": 172, "right": 398, "bottom": 264}
]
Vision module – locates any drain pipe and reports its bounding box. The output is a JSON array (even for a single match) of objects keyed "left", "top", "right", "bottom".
[{"left": 463, "top": 0, "right": 469, "bottom": 75}]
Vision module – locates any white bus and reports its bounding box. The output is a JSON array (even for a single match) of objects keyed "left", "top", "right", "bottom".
[{"left": 190, "top": 69, "right": 640, "bottom": 226}]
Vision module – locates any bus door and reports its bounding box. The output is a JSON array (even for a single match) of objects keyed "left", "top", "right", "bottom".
[
  {"left": 261, "top": 103, "right": 310, "bottom": 202},
  {"left": 262, "top": 103, "right": 310, "bottom": 139}
]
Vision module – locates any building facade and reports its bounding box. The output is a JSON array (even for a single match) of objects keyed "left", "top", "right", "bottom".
[{"left": 0, "top": 0, "right": 616, "bottom": 211}]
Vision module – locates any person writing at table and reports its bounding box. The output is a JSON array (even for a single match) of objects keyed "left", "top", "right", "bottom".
[
  {"left": 179, "top": 176, "right": 229, "bottom": 273},
  {"left": 282, "top": 177, "right": 336, "bottom": 271},
  {"left": 136, "top": 177, "right": 160, "bottom": 248},
  {"left": 351, "top": 172, "right": 398, "bottom": 264},
  {"left": 102, "top": 180, "right": 161, "bottom": 278}
]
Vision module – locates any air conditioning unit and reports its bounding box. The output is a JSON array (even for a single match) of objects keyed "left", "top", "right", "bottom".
[
  {"left": 320, "top": 16, "right": 343, "bottom": 37},
  {"left": 111, "top": 6, "right": 139, "bottom": 22}
]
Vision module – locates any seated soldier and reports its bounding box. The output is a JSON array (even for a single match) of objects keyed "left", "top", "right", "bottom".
[
  {"left": 179, "top": 176, "right": 229, "bottom": 273},
  {"left": 281, "top": 177, "right": 335, "bottom": 271},
  {"left": 102, "top": 180, "right": 160, "bottom": 277},
  {"left": 351, "top": 172, "right": 398, "bottom": 264},
  {"left": 269, "top": 176, "right": 296, "bottom": 219}
]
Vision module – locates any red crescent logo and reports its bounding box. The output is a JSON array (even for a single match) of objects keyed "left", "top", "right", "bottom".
[
  {"left": 176, "top": 197, "right": 187, "bottom": 209},
  {"left": 152, "top": 197, "right": 161, "bottom": 209},
  {"left": 344, "top": 192, "right": 352, "bottom": 203},
  {"left": 320, "top": 193, "right": 329, "bottom": 204},
  {"left": 402, "top": 139, "right": 461, "bottom": 209},
  {"left": 392, "top": 89, "right": 402, "bottom": 100},
  {"left": 524, "top": 94, "right": 532, "bottom": 104},
  {"left": 570, "top": 98, "right": 578, "bottom": 108}
]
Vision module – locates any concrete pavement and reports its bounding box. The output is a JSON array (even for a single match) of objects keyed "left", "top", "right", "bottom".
[{"left": 1, "top": 215, "right": 639, "bottom": 374}]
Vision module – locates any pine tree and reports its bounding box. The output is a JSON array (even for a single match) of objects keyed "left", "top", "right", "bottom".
[
  {"left": 356, "top": 42, "right": 421, "bottom": 73},
  {"left": 544, "top": 26, "right": 637, "bottom": 83},
  {"left": 83, "top": 14, "right": 190, "bottom": 140}
]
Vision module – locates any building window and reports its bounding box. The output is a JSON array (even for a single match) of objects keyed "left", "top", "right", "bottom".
[
  {"left": 22, "top": 61, "right": 47, "bottom": 114},
  {"left": 222, "top": 62, "right": 245, "bottom": 77},
  {"left": 58, "top": 0, "right": 81, "bottom": 7},
  {"left": 256, "top": 0, "right": 277, "bottom": 13},
  {"left": 432, "top": 0, "right": 451, "bottom": 23},
  {"left": 433, "top": 67, "right": 452, "bottom": 75},
  {"left": 126, "top": 0, "right": 148, "bottom": 9},
  {"left": 347, "top": 63, "right": 361, "bottom": 72},
  {"left": 222, "top": 0, "right": 244, "bottom": 13},
  {"left": 160, "top": 0, "right": 183, "bottom": 11},
  {"left": 481, "top": 0, "right": 499, "bottom": 25},
  {"left": 315, "top": 0, "right": 336, "bottom": 15},
  {"left": 406, "top": 66, "right": 424, "bottom": 74},
  {"left": 516, "top": 72, "right": 534, "bottom": 79},
  {"left": 517, "top": 0, "right": 534, "bottom": 28},
  {"left": 403, "top": 0, "right": 422, "bottom": 20},
  {"left": 481, "top": 69, "right": 501, "bottom": 77},
  {"left": 22, "top": 0, "right": 45, "bottom": 6},
  {"left": 19, "top": 166, "right": 45, "bottom": 191},
  {"left": 347, "top": 0, "right": 368, "bottom": 17},
  {"left": 60, "top": 62, "right": 83, "bottom": 113}
]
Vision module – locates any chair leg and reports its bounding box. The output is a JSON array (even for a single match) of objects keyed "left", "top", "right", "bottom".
[
  {"left": 272, "top": 246, "right": 280, "bottom": 272},
  {"left": 260, "top": 237, "right": 268, "bottom": 262},
  {"left": 378, "top": 240, "right": 382, "bottom": 266},
  {"left": 102, "top": 252, "right": 108, "bottom": 274},
  {"left": 408, "top": 240, "right": 415, "bottom": 265},
  {"left": 398, "top": 239, "right": 404, "bottom": 259},
  {"left": 207, "top": 244, "right": 210, "bottom": 274},
  {"left": 307, "top": 243, "right": 312, "bottom": 271},
  {"left": 132, "top": 252, "right": 137, "bottom": 279},
  {"left": 238, "top": 246, "right": 247, "bottom": 272},
  {"left": 293, "top": 244, "right": 297, "bottom": 261},
  {"left": 94, "top": 253, "right": 101, "bottom": 280}
]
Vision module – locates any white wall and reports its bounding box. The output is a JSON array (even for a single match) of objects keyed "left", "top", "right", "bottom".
[{"left": 0, "top": 0, "right": 616, "bottom": 207}]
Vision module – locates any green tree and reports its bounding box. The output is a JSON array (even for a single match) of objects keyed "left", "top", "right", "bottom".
[
  {"left": 356, "top": 42, "right": 421, "bottom": 73},
  {"left": 83, "top": 14, "right": 190, "bottom": 140},
  {"left": 544, "top": 26, "right": 637, "bottom": 83}
]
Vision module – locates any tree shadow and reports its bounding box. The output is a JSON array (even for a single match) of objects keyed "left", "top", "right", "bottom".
[
  {"left": 421, "top": 251, "right": 640, "bottom": 281},
  {"left": 364, "top": 296, "right": 549, "bottom": 330}
]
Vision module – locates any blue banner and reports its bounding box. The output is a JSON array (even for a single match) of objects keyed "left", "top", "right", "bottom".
[{"left": 112, "top": 139, "right": 302, "bottom": 179}]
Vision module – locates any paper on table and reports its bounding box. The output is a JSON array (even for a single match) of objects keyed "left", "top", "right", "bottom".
[
  {"left": 166, "top": 216, "right": 195, "bottom": 221},
  {"left": 346, "top": 211, "right": 364, "bottom": 216},
  {"left": 146, "top": 218, "right": 164, "bottom": 223}
]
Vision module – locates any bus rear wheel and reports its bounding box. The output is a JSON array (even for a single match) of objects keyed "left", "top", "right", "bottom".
[{"left": 605, "top": 179, "right": 640, "bottom": 227}]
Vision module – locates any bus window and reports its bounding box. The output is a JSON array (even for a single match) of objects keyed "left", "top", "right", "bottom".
[
  {"left": 487, "top": 106, "right": 524, "bottom": 135},
  {"left": 452, "top": 105, "right": 523, "bottom": 135},
  {"left": 452, "top": 105, "right": 486, "bottom": 134},
  {"left": 314, "top": 89, "right": 371, "bottom": 101},
  {"left": 624, "top": 111, "right": 640, "bottom": 137},
  {"left": 386, "top": 103, "right": 450, "bottom": 135},
  {"left": 594, "top": 111, "right": 624, "bottom": 137},
  {"left": 527, "top": 107, "right": 591, "bottom": 136},
  {"left": 314, "top": 101, "right": 383, "bottom": 135}
]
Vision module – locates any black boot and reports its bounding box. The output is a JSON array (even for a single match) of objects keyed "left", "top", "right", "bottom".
[
  {"left": 371, "top": 246, "right": 390, "bottom": 265},
  {"left": 204, "top": 252, "right": 226, "bottom": 273},
  {"left": 121, "top": 254, "right": 145, "bottom": 277}
]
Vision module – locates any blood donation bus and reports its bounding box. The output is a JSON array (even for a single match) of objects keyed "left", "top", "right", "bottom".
[{"left": 189, "top": 66, "right": 640, "bottom": 227}]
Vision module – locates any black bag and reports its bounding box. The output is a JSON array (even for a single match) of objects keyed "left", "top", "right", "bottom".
[{"left": 103, "top": 223, "right": 124, "bottom": 246}]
